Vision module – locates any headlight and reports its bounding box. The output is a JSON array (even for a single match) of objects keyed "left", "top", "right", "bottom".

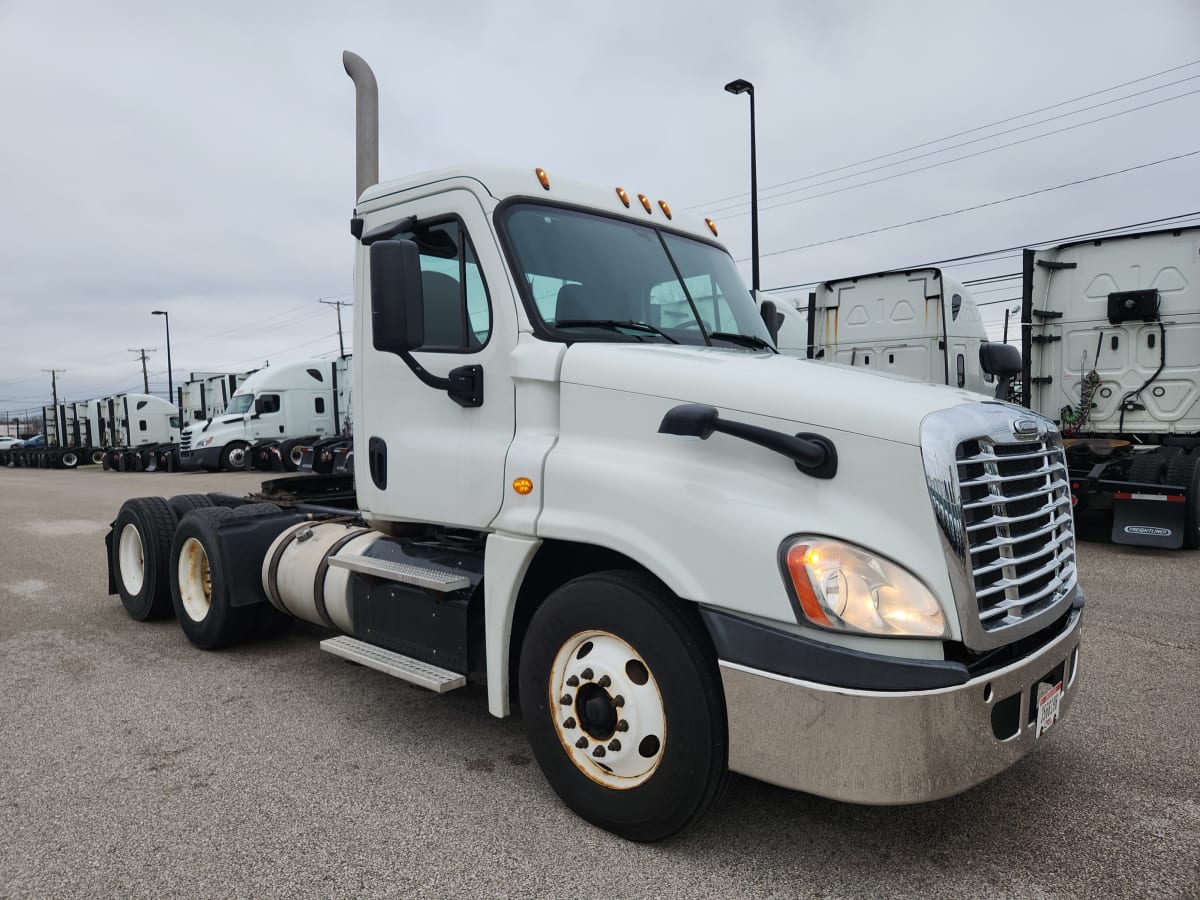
[
  {"left": 195, "top": 437, "right": 214, "bottom": 448},
  {"left": 783, "top": 538, "right": 948, "bottom": 638}
]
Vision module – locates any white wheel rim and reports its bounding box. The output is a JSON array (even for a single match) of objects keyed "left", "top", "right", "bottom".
[
  {"left": 549, "top": 630, "right": 666, "bottom": 789},
  {"left": 118, "top": 524, "right": 146, "bottom": 595},
  {"left": 227, "top": 446, "right": 245, "bottom": 469},
  {"left": 289, "top": 445, "right": 305, "bottom": 466},
  {"left": 62, "top": 453, "right": 77, "bottom": 466},
  {"left": 177, "top": 536, "right": 213, "bottom": 623}
]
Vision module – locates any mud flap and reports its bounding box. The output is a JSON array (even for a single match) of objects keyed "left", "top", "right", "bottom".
[{"left": 1112, "top": 496, "right": 1185, "bottom": 548}]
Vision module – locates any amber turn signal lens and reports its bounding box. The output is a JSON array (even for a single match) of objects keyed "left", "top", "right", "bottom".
[
  {"left": 512, "top": 477, "right": 534, "bottom": 495},
  {"left": 535, "top": 168, "right": 550, "bottom": 190},
  {"left": 785, "top": 544, "right": 833, "bottom": 627}
]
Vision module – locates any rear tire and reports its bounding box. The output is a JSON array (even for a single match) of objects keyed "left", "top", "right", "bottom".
[
  {"left": 1128, "top": 452, "right": 1166, "bottom": 485},
  {"left": 518, "top": 570, "right": 728, "bottom": 842},
  {"left": 112, "top": 497, "right": 177, "bottom": 621},
  {"left": 170, "top": 507, "right": 253, "bottom": 649},
  {"left": 167, "top": 493, "right": 215, "bottom": 520},
  {"left": 1165, "top": 455, "right": 1200, "bottom": 549}
]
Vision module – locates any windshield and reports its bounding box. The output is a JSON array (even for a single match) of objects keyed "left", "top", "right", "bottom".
[
  {"left": 499, "top": 204, "right": 773, "bottom": 348},
  {"left": 225, "top": 395, "right": 253, "bottom": 415}
]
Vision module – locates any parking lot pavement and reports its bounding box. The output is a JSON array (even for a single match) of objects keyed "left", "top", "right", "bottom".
[{"left": 1, "top": 467, "right": 1197, "bottom": 899}]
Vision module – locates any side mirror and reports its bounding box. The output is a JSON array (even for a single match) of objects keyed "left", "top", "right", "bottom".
[
  {"left": 979, "top": 342, "right": 1021, "bottom": 378},
  {"left": 759, "top": 299, "right": 781, "bottom": 343},
  {"left": 370, "top": 239, "right": 425, "bottom": 353},
  {"left": 979, "top": 342, "right": 1022, "bottom": 402}
]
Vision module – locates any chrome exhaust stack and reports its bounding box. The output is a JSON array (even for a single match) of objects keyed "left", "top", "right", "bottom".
[{"left": 342, "top": 50, "right": 379, "bottom": 201}]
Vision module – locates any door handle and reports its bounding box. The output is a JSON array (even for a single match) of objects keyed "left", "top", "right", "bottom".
[{"left": 368, "top": 436, "right": 387, "bottom": 489}]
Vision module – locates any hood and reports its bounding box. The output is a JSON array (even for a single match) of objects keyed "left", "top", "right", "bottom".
[{"left": 558, "top": 344, "right": 985, "bottom": 446}]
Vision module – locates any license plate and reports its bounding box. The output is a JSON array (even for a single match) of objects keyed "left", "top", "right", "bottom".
[{"left": 1035, "top": 682, "right": 1063, "bottom": 737}]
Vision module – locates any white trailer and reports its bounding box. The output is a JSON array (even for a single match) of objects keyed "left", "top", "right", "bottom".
[
  {"left": 1022, "top": 226, "right": 1200, "bottom": 548},
  {"left": 179, "top": 359, "right": 345, "bottom": 471},
  {"left": 105, "top": 52, "right": 1084, "bottom": 843},
  {"left": 178, "top": 371, "right": 253, "bottom": 426}
]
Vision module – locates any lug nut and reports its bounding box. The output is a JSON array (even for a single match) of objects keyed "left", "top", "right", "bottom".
[
  {"left": 617, "top": 720, "right": 629, "bottom": 732},
  {"left": 614, "top": 695, "right": 625, "bottom": 707},
  {"left": 566, "top": 675, "right": 579, "bottom": 687},
  {"left": 581, "top": 668, "right": 594, "bottom": 680},
  {"left": 608, "top": 739, "right": 621, "bottom": 752},
  {"left": 575, "top": 737, "right": 588, "bottom": 749},
  {"left": 598, "top": 674, "right": 611, "bottom": 688},
  {"left": 563, "top": 717, "right": 576, "bottom": 729},
  {"left": 592, "top": 746, "right": 606, "bottom": 758},
  {"left": 560, "top": 694, "right": 572, "bottom": 706}
]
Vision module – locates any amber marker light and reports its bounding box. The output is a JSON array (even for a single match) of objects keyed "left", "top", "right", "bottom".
[
  {"left": 615, "top": 187, "right": 630, "bottom": 208},
  {"left": 705, "top": 218, "right": 718, "bottom": 236},
  {"left": 637, "top": 193, "right": 653, "bottom": 213},
  {"left": 785, "top": 544, "right": 833, "bottom": 627},
  {"left": 535, "top": 168, "right": 551, "bottom": 190},
  {"left": 657, "top": 200, "right": 673, "bottom": 219},
  {"left": 512, "top": 477, "right": 534, "bottom": 495}
]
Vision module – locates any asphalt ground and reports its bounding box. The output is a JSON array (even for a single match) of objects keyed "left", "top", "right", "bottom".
[{"left": 0, "top": 467, "right": 1196, "bottom": 899}]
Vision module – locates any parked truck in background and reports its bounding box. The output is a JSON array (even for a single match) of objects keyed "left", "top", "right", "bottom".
[
  {"left": 105, "top": 52, "right": 1084, "bottom": 842},
  {"left": 178, "top": 371, "right": 253, "bottom": 426},
  {"left": 179, "top": 358, "right": 347, "bottom": 472},
  {"left": 774, "top": 267, "right": 1021, "bottom": 397},
  {"left": 1022, "top": 226, "right": 1200, "bottom": 548}
]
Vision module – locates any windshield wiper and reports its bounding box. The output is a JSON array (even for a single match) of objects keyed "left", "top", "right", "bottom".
[
  {"left": 708, "top": 331, "right": 777, "bottom": 352},
  {"left": 555, "top": 319, "right": 680, "bottom": 344}
]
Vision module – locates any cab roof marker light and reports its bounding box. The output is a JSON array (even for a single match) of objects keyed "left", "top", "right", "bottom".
[
  {"left": 535, "top": 168, "right": 551, "bottom": 190},
  {"left": 705, "top": 218, "right": 718, "bottom": 236},
  {"left": 637, "top": 193, "right": 653, "bottom": 214},
  {"left": 615, "top": 187, "right": 630, "bottom": 208},
  {"left": 658, "top": 200, "right": 672, "bottom": 220}
]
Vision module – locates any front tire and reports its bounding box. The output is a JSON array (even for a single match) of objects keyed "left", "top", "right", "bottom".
[
  {"left": 518, "top": 570, "right": 728, "bottom": 842},
  {"left": 220, "top": 441, "right": 250, "bottom": 472},
  {"left": 111, "top": 497, "right": 177, "bottom": 620}
]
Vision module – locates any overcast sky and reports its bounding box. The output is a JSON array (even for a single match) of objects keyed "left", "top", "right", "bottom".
[{"left": 2, "top": 0, "right": 1198, "bottom": 421}]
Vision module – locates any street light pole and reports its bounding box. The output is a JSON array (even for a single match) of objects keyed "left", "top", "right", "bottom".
[
  {"left": 152, "top": 310, "right": 173, "bottom": 401},
  {"left": 724, "top": 77, "right": 760, "bottom": 294}
]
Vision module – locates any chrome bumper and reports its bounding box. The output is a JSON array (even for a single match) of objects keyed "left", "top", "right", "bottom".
[{"left": 720, "top": 608, "right": 1082, "bottom": 804}]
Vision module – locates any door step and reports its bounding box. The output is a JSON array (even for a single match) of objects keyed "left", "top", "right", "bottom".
[
  {"left": 327, "top": 553, "right": 470, "bottom": 592},
  {"left": 320, "top": 635, "right": 467, "bottom": 692}
]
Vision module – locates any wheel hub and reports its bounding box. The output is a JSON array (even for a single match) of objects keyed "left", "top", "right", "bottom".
[{"left": 549, "top": 630, "right": 665, "bottom": 789}]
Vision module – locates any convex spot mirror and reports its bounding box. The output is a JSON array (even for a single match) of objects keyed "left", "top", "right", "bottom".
[{"left": 370, "top": 239, "right": 426, "bottom": 354}]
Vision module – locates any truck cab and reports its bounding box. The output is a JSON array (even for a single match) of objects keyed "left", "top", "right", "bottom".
[
  {"left": 775, "top": 267, "right": 999, "bottom": 395},
  {"left": 179, "top": 360, "right": 343, "bottom": 471}
]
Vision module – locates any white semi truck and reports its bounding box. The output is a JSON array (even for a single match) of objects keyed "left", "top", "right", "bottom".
[
  {"left": 1022, "top": 226, "right": 1200, "bottom": 548},
  {"left": 178, "top": 371, "right": 252, "bottom": 426},
  {"left": 775, "top": 267, "right": 1018, "bottom": 397},
  {"left": 105, "top": 52, "right": 1084, "bottom": 842},
  {"left": 179, "top": 359, "right": 347, "bottom": 471}
]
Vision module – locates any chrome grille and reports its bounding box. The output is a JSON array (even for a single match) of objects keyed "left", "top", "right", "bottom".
[
  {"left": 180, "top": 428, "right": 193, "bottom": 452},
  {"left": 921, "top": 404, "right": 1078, "bottom": 652},
  {"left": 956, "top": 437, "right": 1076, "bottom": 631}
]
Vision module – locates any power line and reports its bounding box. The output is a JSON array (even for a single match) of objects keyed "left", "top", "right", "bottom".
[
  {"left": 707, "top": 86, "right": 1200, "bottom": 219},
  {"left": 690, "top": 58, "right": 1200, "bottom": 211},
  {"left": 747, "top": 150, "right": 1200, "bottom": 265},
  {"left": 764, "top": 209, "right": 1200, "bottom": 293}
]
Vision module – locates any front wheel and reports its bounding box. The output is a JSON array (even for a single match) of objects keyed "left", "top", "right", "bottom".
[
  {"left": 220, "top": 441, "right": 249, "bottom": 472},
  {"left": 518, "top": 570, "right": 728, "bottom": 842}
]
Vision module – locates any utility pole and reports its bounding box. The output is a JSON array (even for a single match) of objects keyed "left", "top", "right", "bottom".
[
  {"left": 320, "top": 299, "right": 351, "bottom": 358},
  {"left": 128, "top": 348, "right": 157, "bottom": 393},
  {"left": 41, "top": 368, "right": 65, "bottom": 409}
]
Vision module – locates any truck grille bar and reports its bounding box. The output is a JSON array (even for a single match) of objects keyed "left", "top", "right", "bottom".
[{"left": 921, "top": 406, "right": 1078, "bottom": 652}]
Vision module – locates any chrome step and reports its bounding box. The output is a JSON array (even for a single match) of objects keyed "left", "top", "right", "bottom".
[
  {"left": 320, "top": 635, "right": 466, "bottom": 692},
  {"left": 327, "top": 553, "right": 470, "bottom": 592}
]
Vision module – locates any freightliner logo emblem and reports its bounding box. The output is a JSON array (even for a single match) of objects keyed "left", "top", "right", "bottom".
[{"left": 1012, "top": 419, "right": 1040, "bottom": 439}]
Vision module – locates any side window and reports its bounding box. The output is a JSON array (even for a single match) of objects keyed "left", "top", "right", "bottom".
[
  {"left": 258, "top": 394, "right": 281, "bottom": 414},
  {"left": 951, "top": 293, "right": 962, "bottom": 321},
  {"left": 400, "top": 219, "right": 492, "bottom": 351},
  {"left": 315, "top": 397, "right": 326, "bottom": 414}
]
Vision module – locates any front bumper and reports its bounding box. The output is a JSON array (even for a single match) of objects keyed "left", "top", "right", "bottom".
[
  {"left": 720, "top": 607, "right": 1082, "bottom": 804},
  {"left": 178, "top": 446, "right": 222, "bottom": 471}
]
